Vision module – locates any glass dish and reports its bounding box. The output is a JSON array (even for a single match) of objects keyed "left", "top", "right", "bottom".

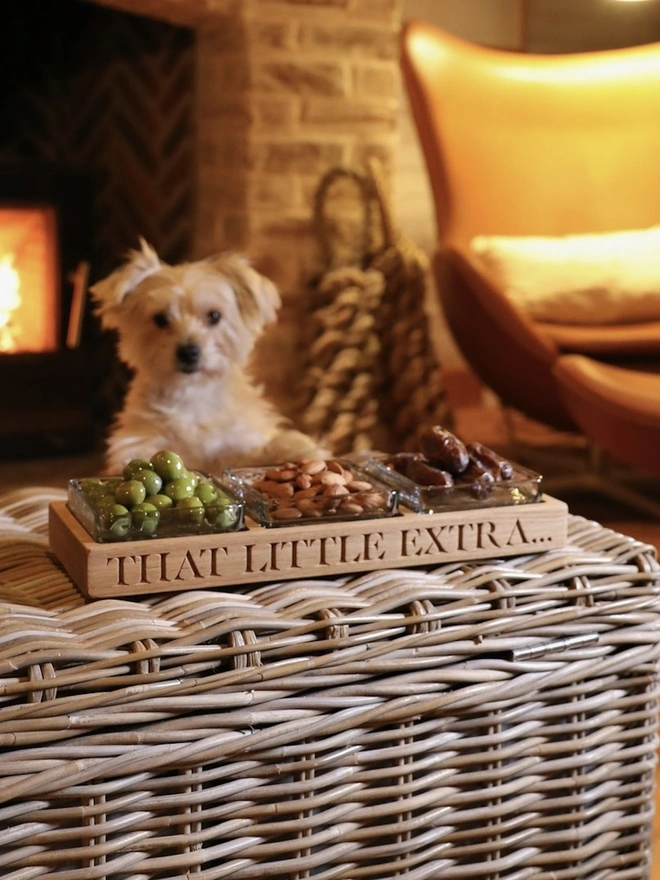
[
  {"left": 225, "top": 460, "right": 399, "bottom": 528},
  {"left": 361, "top": 454, "right": 543, "bottom": 514},
  {"left": 68, "top": 472, "right": 245, "bottom": 543}
]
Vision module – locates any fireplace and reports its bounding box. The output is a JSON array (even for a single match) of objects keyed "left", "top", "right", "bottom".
[
  {"left": 0, "top": 0, "right": 196, "bottom": 458},
  {"left": 0, "top": 164, "right": 96, "bottom": 457}
]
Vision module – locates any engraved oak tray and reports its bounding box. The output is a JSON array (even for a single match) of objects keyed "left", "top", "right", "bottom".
[{"left": 49, "top": 494, "right": 569, "bottom": 598}]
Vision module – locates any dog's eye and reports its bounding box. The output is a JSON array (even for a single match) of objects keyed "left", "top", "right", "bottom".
[
  {"left": 207, "top": 310, "right": 222, "bottom": 326},
  {"left": 153, "top": 312, "right": 170, "bottom": 329}
]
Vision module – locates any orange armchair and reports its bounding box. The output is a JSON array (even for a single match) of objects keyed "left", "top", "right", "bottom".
[{"left": 400, "top": 20, "right": 660, "bottom": 434}]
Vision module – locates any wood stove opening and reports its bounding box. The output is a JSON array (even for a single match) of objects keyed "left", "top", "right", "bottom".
[
  {"left": 0, "top": 165, "right": 95, "bottom": 458},
  {"left": 0, "top": 205, "right": 59, "bottom": 354}
]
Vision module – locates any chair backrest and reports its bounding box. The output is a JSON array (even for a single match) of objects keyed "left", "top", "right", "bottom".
[{"left": 400, "top": 20, "right": 660, "bottom": 252}]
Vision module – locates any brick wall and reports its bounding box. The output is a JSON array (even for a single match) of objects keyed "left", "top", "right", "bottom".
[
  {"left": 92, "top": 0, "right": 403, "bottom": 415},
  {"left": 91, "top": 0, "right": 401, "bottom": 280}
]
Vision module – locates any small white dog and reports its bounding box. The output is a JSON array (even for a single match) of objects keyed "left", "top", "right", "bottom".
[{"left": 91, "top": 239, "right": 324, "bottom": 475}]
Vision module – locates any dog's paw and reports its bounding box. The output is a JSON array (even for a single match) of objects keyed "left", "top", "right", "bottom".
[{"left": 262, "top": 429, "right": 330, "bottom": 464}]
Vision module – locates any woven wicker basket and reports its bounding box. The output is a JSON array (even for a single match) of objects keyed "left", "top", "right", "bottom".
[{"left": 1, "top": 487, "right": 660, "bottom": 879}]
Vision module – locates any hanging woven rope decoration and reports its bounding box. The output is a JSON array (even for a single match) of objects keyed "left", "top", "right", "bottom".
[
  {"left": 299, "top": 169, "right": 391, "bottom": 455},
  {"left": 302, "top": 266, "right": 387, "bottom": 454},
  {"left": 365, "top": 157, "right": 453, "bottom": 451},
  {"left": 300, "top": 162, "right": 452, "bottom": 456}
]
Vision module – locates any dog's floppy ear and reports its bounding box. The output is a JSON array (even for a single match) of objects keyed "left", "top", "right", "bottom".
[
  {"left": 206, "top": 253, "right": 281, "bottom": 331},
  {"left": 90, "top": 238, "right": 162, "bottom": 325}
]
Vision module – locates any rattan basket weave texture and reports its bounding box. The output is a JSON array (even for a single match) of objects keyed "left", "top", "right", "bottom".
[{"left": 1, "top": 487, "right": 660, "bottom": 880}]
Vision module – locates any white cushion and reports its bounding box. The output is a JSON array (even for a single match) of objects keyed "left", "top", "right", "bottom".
[{"left": 470, "top": 226, "right": 660, "bottom": 324}]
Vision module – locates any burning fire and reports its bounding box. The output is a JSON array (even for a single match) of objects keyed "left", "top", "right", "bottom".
[{"left": 0, "top": 255, "right": 21, "bottom": 352}]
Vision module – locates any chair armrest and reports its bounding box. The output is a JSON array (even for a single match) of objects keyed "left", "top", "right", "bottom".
[{"left": 539, "top": 319, "right": 660, "bottom": 358}]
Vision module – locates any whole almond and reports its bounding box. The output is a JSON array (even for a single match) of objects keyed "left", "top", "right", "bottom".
[
  {"left": 319, "top": 472, "right": 345, "bottom": 486},
  {"left": 265, "top": 467, "right": 297, "bottom": 482},
  {"left": 253, "top": 479, "right": 283, "bottom": 494},
  {"left": 266, "top": 481, "right": 295, "bottom": 498},
  {"left": 346, "top": 480, "right": 373, "bottom": 493},
  {"left": 295, "top": 473, "right": 313, "bottom": 490},
  {"left": 338, "top": 501, "right": 364, "bottom": 515},
  {"left": 294, "top": 486, "right": 320, "bottom": 499},
  {"left": 272, "top": 507, "right": 303, "bottom": 520},
  {"left": 357, "top": 491, "right": 386, "bottom": 510},
  {"left": 299, "top": 460, "right": 326, "bottom": 475},
  {"left": 323, "top": 484, "right": 349, "bottom": 497},
  {"left": 264, "top": 468, "right": 284, "bottom": 481},
  {"left": 295, "top": 499, "right": 324, "bottom": 517}
]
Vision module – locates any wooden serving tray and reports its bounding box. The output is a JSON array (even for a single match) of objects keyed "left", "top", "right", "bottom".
[{"left": 49, "top": 495, "right": 569, "bottom": 599}]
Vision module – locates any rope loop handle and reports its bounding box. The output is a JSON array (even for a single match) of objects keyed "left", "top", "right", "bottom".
[
  {"left": 312, "top": 166, "right": 386, "bottom": 271},
  {"left": 365, "top": 156, "right": 396, "bottom": 250}
]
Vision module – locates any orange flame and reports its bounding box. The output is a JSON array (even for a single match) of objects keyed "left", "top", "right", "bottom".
[{"left": 0, "top": 256, "right": 21, "bottom": 353}]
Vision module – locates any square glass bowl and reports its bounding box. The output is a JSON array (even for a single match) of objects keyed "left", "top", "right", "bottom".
[
  {"left": 361, "top": 454, "right": 543, "bottom": 514},
  {"left": 68, "top": 472, "right": 244, "bottom": 543},
  {"left": 224, "top": 460, "right": 399, "bottom": 527}
]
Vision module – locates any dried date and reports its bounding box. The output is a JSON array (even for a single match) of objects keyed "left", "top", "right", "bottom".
[
  {"left": 419, "top": 426, "right": 470, "bottom": 474},
  {"left": 385, "top": 452, "right": 426, "bottom": 479},
  {"left": 385, "top": 452, "right": 453, "bottom": 487},
  {"left": 407, "top": 458, "right": 454, "bottom": 488},
  {"left": 461, "top": 460, "right": 496, "bottom": 500},
  {"left": 466, "top": 441, "right": 514, "bottom": 481}
]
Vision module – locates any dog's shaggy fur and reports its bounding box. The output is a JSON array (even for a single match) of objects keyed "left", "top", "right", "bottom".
[{"left": 91, "top": 240, "right": 324, "bottom": 475}]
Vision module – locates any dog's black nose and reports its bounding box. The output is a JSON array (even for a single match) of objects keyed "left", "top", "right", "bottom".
[{"left": 176, "top": 343, "right": 201, "bottom": 371}]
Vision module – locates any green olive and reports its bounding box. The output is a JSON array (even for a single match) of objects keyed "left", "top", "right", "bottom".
[
  {"left": 82, "top": 479, "right": 118, "bottom": 505},
  {"left": 115, "top": 479, "right": 147, "bottom": 507},
  {"left": 106, "top": 503, "right": 131, "bottom": 538},
  {"left": 131, "top": 502, "right": 160, "bottom": 535},
  {"left": 164, "top": 475, "right": 196, "bottom": 502},
  {"left": 150, "top": 450, "right": 185, "bottom": 481},
  {"left": 80, "top": 477, "right": 105, "bottom": 495},
  {"left": 109, "top": 518, "right": 131, "bottom": 538},
  {"left": 176, "top": 495, "right": 205, "bottom": 524},
  {"left": 95, "top": 494, "right": 118, "bottom": 515},
  {"left": 133, "top": 468, "right": 163, "bottom": 496},
  {"left": 195, "top": 479, "right": 219, "bottom": 505},
  {"left": 206, "top": 501, "right": 237, "bottom": 529},
  {"left": 146, "top": 493, "right": 174, "bottom": 510},
  {"left": 183, "top": 469, "right": 199, "bottom": 488},
  {"left": 123, "top": 458, "right": 152, "bottom": 480}
]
